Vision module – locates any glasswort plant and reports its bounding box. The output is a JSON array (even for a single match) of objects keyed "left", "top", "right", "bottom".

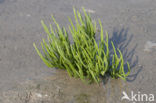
[{"left": 33, "top": 8, "right": 130, "bottom": 83}]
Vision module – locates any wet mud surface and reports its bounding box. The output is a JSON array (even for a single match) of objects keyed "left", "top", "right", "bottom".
[{"left": 0, "top": 70, "right": 128, "bottom": 103}]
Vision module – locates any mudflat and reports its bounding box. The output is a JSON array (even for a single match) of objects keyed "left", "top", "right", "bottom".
[{"left": 0, "top": 0, "right": 156, "bottom": 103}]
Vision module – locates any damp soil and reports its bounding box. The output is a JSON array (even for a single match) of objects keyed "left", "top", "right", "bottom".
[{"left": 0, "top": 70, "right": 128, "bottom": 103}]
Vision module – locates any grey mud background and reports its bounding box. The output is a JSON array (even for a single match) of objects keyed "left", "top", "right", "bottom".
[{"left": 0, "top": 0, "right": 156, "bottom": 103}]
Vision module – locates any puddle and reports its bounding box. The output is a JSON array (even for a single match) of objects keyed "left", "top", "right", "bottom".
[
  {"left": 0, "top": 70, "right": 129, "bottom": 103},
  {"left": 144, "top": 41, "right": 156, "bottom": 52}
]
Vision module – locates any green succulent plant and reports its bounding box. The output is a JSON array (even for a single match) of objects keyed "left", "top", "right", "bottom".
[{"left": 33, "top": 8, "right": 130, "bottom": 83}]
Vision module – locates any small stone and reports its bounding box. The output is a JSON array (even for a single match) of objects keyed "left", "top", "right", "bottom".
[
  {"left": 144, "top": 41, "right": 156, "bottom": 52},
  {"left": 35, "top": 93, "right": 42, "bottom": 98},
  {"left": 26, "top": 14, "right": 31, "bottom": 17},
  {"left": 83, "top": 8, "right": 95, "bottom": 13},
  {"left": 138, "top": 64, "right": 141, "bottom": 67},
  {"left": 44, "top": 94, "right": 48, "bottom": 97}
]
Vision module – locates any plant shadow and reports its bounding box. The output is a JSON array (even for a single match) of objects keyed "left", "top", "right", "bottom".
[{"left": 102, "top": 28, "right": 142, "bottom": 85}]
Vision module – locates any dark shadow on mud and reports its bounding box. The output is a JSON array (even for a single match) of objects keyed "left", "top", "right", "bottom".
[{"left": 102, "top": 28, "right": 142, "bottom": 85}]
